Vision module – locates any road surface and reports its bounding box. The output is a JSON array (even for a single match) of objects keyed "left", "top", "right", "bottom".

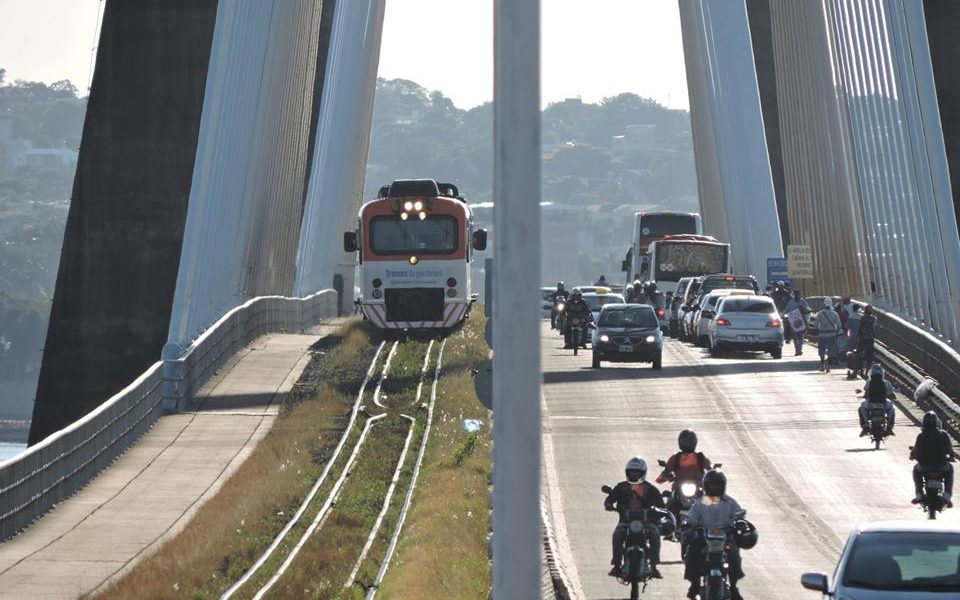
[{"left": 541, "top": 323, "right": 958, "bottom": 599}]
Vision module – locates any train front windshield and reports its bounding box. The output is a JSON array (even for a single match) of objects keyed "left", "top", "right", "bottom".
[
  {"left": 370, "top": 215, "right": 458, "bottom": 255},
  {"left": 654, "top": 243, "right": 729, "bottom": 280}
]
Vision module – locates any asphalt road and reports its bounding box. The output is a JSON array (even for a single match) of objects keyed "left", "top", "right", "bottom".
[{"left": 541, "top": 323, "right": 959, "bottom": 600}]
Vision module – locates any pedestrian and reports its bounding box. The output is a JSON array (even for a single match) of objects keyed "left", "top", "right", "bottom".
[
  {"left": 844, "top": 303, "right": 862, "bottom": 353},
  {"left": 856, "top": 305, "right": 878, "bottom": 376},
  {"left": 814, "top": 298, "right": 842, "bottom": 372},
  {"left": 784, "top": 290, "right": 812, "bottom": 356}
]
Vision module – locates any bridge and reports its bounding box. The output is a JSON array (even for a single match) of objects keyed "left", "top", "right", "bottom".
[{"left": 3, "top": 0, "right": 960, "bottom": 598}]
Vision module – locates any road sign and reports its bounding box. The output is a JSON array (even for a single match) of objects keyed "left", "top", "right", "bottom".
[
  {"left": 787, "top": 245, "right": 814, "bottom": 279},
  {"left": 766, "top": 257, "right": 793, "bottom": 287}
]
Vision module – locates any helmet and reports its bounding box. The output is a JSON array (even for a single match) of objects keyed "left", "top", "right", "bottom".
[
  {"left": 678, "top": 429, "right": 698, "bottom": 453},
  {"left": 869, "top": 363, "right": 884, "bottom": 379},
  {"left": 733, "top": 519, "right": 759, "bottom": 550},
  {"left": 645, "top": 281, "right": 658, "bottom": 294},
  {"left": 658, "top": 511, "right": 677, "bottom": 538},
  {"left": 776, "top": 280, "right": 785, "bottom": 287},
  {"left": 625, "top": 283, "right": 635, "bottom": 292},
  {"left": 624, "top": 457, "right": 647, "bottom": 484},
  {"left": 557, "top": 281, "right": 565, "bottom": 291},
  {"left": 570, "top": 289, "right": 582, "bottom": 300},
  {"left": 923, "top": 411, "right": 942, "bottom": 431},
  {"left": 702, "top": 469, "right": 727, "bottom": 497}
]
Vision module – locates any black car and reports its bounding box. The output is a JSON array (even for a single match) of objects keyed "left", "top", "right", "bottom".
[{"left": 590, "top": 304, "right": 663, "bottom": 369}]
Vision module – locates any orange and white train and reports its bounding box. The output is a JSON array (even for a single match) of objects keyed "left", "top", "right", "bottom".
[{"left": 343, "top": 179, "right": 487, "bottom": 331}]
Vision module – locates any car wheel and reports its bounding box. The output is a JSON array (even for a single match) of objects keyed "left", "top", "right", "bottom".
[
  {"left": 771, "top": 347, "right": 782, "bottom": 359},
  {"left": 652, "top": 354, "right": 662, "bottom": 370},
  {"left": 592, "top": 352, "right": 601, "bottom": 369}
]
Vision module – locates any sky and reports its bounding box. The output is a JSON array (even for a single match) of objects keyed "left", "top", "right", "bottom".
[{"left": 0, "top": 0, "right": 689, "bottom": 110}]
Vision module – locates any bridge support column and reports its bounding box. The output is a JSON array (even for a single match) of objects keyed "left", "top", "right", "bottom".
[
  {"left": 294, "top": 0, "right": 386, "bottom": 313},
  {"left": 678, "top": 0, "right": 783, "bottom": 280},
  {"left": 493, "top": 0, "right": 542, "bottom": 597}
]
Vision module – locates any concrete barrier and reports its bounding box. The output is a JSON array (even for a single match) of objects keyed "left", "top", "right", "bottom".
[{"left": 0, "top": 290, "right": 337, "bottom": 541}]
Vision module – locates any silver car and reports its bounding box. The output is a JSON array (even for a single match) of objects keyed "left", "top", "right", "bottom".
[
  {"left": 802, "top": 520, "right": 960, "bottom": 599},
  {"left": 707, "top": 295, "right": 783, "bottom": 359}
]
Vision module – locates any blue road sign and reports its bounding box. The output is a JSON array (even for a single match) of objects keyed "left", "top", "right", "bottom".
[{"left": 766, "top": 257, "right": 793, "bottom": 287}]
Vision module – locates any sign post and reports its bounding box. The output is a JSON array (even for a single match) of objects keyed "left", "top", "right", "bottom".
[{"left": 787, "top": 245, "right": 814, "bottom": 280}]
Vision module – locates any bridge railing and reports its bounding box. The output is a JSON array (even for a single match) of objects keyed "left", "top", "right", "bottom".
[{"left": 0, "top": 290, "right": 337, "bottom": 541}]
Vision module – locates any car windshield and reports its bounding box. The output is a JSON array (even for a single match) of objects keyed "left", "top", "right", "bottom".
[
  {"left": 599, "top": 308, "right": 658, "bottom": 328},
  {"left": 843, "top": 532, "right": 960, "bottom": 591},
  {"left": 584, "top": 294, "right": 624, "bottom": 312},
  {"left": 720, "top": 298, "right": 775, "bottom": 313}
]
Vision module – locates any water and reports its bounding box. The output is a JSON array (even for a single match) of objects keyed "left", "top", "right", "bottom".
[{"left": 0, "top": 442, "right": 26, "bottom": 462}]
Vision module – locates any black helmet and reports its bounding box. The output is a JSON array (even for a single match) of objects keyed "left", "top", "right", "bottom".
[
  {"left": 733, "top": 518, "right": 759, "bottom": 550},
  {"left": 570, "top": 289, "right": 582, "bottom": 299},
  {"left": 658, "top": 511, "right": 677, "bottom": 538},
  {"left": 645, "top": 281, "right": 658, "bottom": 294},
  {"left": 869, "top": 364, "right": 884, "bottom": 380},
  {"left": 678, "top": 429, "right": 698, "bottom": 453},
  {"left": 923, "top": 411, "right": 942, "bottom": 431},
  {"left": 557, "top": 281, "right": 565, "bottom": 290},
  {"left": 702, "top": 469, "right": 726, "bottom": 497}
]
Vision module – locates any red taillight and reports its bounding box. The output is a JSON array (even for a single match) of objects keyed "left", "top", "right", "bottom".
[
  {"left": 715, "top": 318, "right": 731, "bottom": 327},
  {"left": 725, "top": 276, "right": 734, "bottom": 282},
  {"left": 767, "top": 319, "right": 781, "bottom": 328},
  {"left": 657, "top": 309, "right": 665, "bottom": 317}
]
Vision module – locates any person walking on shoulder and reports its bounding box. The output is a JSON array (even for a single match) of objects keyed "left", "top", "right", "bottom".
[
  {"left": 784, "top": 290, "right": 811, "bottom": 356},
  {"left": 814, "top": 298, "right": 842, "bottom": 372}
]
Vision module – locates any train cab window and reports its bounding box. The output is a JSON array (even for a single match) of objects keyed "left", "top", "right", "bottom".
[{"left": 370, "top": 216, "right": 459, "bottom": 255}]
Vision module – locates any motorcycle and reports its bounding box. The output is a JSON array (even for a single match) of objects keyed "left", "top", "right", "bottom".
[
  {"left": 567, "top": 316, "right": 587, "bottom": 355},
  {"left": 656, "top": 459, "right": 722, "bottom": 545},
  {"left": 866, "top": 407, "right": 889, "bottom": 450},
  {"left": 688, "top": 510, "right": 746, "bottom": 600},
  {"left": 911, "top": 446, "right": 951, "bottom": 520},
  {"left": 551, "top": 296, "right": 567, "bottom": 330},
  {"left": 601, "top": 485, "right": 673, "bottom": 600}
]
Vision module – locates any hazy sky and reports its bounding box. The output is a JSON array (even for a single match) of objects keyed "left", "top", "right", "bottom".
[{"left": 0, "top": 0, "right": 689, "bottom": 109}]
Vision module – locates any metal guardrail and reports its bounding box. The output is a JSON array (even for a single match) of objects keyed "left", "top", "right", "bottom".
[{"left": 0, "top": 290, "right": 337, "bottom": 541}]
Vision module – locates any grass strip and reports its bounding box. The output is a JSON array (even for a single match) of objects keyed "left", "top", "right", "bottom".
[
  {"left": 95, "top": 321, "right": 377, "bottom": 600},
  {"left": 375, "top": 314, "right": 492, "bottom": 599}
]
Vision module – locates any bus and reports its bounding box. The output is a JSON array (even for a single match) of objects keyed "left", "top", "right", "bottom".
[
  {"left": 648, "top": 235, "right": 731, "bottom": 292},
  {"left": 622, "top": 211, "right": 702, "bottom": 283},
  {"left": 343, "top": 179, "right": 487, "bottom": 330}
]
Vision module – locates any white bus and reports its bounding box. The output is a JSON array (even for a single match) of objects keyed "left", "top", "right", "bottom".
[{"left": 622, "top": 211, "right": 703, "bottom": 284}]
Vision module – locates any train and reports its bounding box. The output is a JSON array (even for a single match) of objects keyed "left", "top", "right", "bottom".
[{"left": 343, "top": 179, "right": 487, "bottom": 331}]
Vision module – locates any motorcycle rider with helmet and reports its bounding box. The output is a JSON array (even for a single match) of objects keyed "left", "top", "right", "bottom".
[
  {"left": 603, "top": 457, "right": 666, "bottom": 579},
  {"left": 656, "top": 430, "right": 713, "bottom": 512},
  {"left": 551, "top": 281, "right": 569, "bottom": 329},
  {"left": 911, "top": 411, "right": 955, "bottom": 506},
  {"left": 563, "top": 289, "right": 592, "bottom": 349},
  {"left": 683, "top": 470, "right": 750, "bottom": 600},
  {"left": 858, "top": 364, "right": 896, "bottom": 437}
]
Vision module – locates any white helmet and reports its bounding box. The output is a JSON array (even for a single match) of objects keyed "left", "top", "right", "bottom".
[{"left": 624, "top": 457, "right": 647, "bottom": 484}]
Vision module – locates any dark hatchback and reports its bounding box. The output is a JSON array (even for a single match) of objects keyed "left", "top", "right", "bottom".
[{"left": 590, "top": 304, "right": 663, "bottom": 370}]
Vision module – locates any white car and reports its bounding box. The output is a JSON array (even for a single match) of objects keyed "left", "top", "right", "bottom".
[
  {"left": 802, "top": 521, "right": 960, "bottom": 599},
  {"left": 582, "top": 291, "right": 626, "bottom": 323},
  {"left": 693, "top": 289, "right": 753, "bottom": 347},
  {"left": 707, "top": 295, "right": 783, "bottom": 359}
]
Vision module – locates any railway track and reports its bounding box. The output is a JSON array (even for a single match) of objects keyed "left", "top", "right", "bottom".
[{"left": 221, "top": 336, "right": 447, "bottom": 600}]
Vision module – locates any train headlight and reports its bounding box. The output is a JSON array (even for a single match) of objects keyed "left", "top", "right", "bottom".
[
  {"left": 447, "top": 288, "right": 457, "bottom": 297},
  {"left": 372, "top": 278, "right": 382, "bottom": 288},
  {"left": 414, "top": 201, "right": 423, "bottom": 211},
  {"left": 400, "top": 212, "right": 409, "bottom": 221},
  {"left": 418, "top": 212, "right": 427, "bottom": 220},
  {"left": 404, "top": 201, "right": 414, "bottom": 211},
  {"left": 372, "top": 289, "right": 383, "bottom": 299},
  {"left": 447, "top": 277, "right": 457, "bottom": 287},
  {"left": 409, "top": 256, "right": 419, "bottom": 265}
]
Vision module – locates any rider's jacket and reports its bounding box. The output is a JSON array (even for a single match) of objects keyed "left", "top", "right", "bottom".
[
  {"left": 913, "top": 429, "right": 952, "bottom": 466},
  {"left": 564, "top": 299, "right": 592, "bottom": 322},
  {"left": 863, "top": 378, "right": 894, "bottom": 402},
  {"left": 605, "top": 481, "right": 665, "bottom": 520},
  {"left": 685, "top": 495, "right": 744, "bottom": 532},
  {"left": 656, "top": 452, "right": 711, "bottom": 488}
]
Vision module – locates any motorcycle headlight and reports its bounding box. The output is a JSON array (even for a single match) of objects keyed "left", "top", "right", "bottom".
[
  {"left": 629, "top": 520, "right": 645, "bottom": 534},
  {"left": 680, "top": 482, "right": 698, "bottom": 498},
  {"left": 645, "top": 335, "right": 656, "bottom": 343},
  {"left": 600, "top": 334, "right": 610, "bottom": 342},
  {"left": 557, "top": 303, "right": 565, "bottom": 311}
]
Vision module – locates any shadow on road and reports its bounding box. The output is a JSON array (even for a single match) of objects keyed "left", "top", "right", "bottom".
[{"left": 543, "top": 358, "right": 815, "bottom": 385}]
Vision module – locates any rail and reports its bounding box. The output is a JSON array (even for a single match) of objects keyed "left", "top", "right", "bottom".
[{"left": 0, "top": 290, "right": 337, "bottom": 541}]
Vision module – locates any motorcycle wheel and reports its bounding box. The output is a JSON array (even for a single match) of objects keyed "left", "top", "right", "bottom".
[
  {"left": 573, "top": 342, "right": 578, "bottom": 356},
  {"left": 874, "top": 437, "right": 881, "bottom": 450},
  {"left": 707, "top": 576, "right": 724, "bottom": 600},
  {"left": 929, "top": 503, "right": 938, "bottom": 520},
  {"left": 630, "top": 581, "right": 639, "bottom": 600}
]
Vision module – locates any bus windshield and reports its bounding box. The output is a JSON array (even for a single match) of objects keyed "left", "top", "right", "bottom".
[
  {"left": 370, "top": 216, "right": 458, "bottom": 255},
  {"left": 654, "top": 243, "right": 729, "bottom": 280}
]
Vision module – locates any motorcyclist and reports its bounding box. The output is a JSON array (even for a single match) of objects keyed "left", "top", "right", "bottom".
[
  {"left": 683, "top": 470, "right": 746, "bottom": 600},
  {"left": 858, "top": 364, "right": 896, "bottom": 437},
  {"left": 563, "top": 289, "right": 592, "bottom": 348},
  {"left": 624, "top": 283, "right": 636, "bottom": 303},
  {"left": 655, "top": 429, "right": 713, "bottom": 512},
  {"left": 551, "top": 282, "right": 568, "bottom": 329},
  {"left": 911, "top": 411, "right": 955, "bottom": 506},
  {"left": 604, "top": 457, "right": 665, "bottom": 579}
]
